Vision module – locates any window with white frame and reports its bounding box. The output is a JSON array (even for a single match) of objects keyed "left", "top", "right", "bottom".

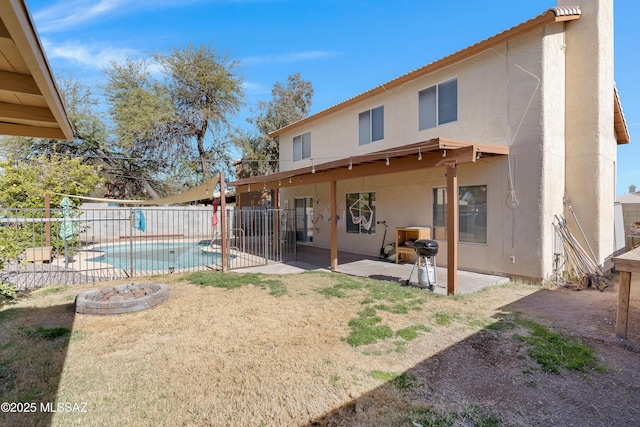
[
  {"left": 419, "top": 78, "right": 458, "bottom": 130},
  {"left": 432, "top": 185, "right": 487, "bottom": 244},
  {"left": 358, "top": 105, "right": 384, "bottom": 145},
  {"left": 293, "top": 132, "right": 311, "bottom": 161},
  {"left": 346, "top": 192, "right": 376, "bottom": 234}
]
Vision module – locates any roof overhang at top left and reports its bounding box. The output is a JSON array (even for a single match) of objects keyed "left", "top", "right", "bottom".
[{"left": 0, "top": 0, "right": 73, "bottom": 140}]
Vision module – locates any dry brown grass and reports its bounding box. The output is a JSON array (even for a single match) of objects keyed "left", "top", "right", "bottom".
[{"left": 1, "top": 272, "right": 636, "bottom": 426}]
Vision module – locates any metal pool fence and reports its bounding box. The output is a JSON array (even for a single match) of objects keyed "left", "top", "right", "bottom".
[{"left": 0, "top": 205, "right": 296, "bottom": 290}]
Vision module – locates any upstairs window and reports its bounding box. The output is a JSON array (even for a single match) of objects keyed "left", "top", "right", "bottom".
[
  {"left": 419, "top": 78, "right": 458, "bottom": 130},
  {"left": 359, "top": 105, "right": 384, "bottom": 145},
  {"left": 293, "top": 132, "right": 311, "bottom": 161}
]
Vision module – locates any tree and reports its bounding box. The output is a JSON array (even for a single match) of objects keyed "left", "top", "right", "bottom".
[
  {"left": 235, "top": 73, "right": 313, "bottom": 178},
  {"left": 153, "top": 44, "right": 244, "bottom": 181},
  {"left": 0, "top": 154, "right": 100, "bottom": 209},
  {"left": 103, "top": 44, "right": 244, "bottom": 189},
  {"left": 0, "top": 154, "right": 100, "bottom": 264},
  {"left": 7, "top": 44, "right": 245, "bottom": 199},
  {"left": 103, "top": 58, "right": 176, "bottom": 199}
]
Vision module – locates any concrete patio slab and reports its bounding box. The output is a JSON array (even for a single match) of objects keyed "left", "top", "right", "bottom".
[{"left": 240, "top": 245, "right": 509, "bottom": 295}]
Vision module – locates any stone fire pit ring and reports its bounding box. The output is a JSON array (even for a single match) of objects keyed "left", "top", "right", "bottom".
[{"left": 75, "top": 282, "right": 169, "bottom": 315}]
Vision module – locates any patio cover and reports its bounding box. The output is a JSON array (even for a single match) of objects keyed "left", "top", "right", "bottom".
[
  {"left": 228, "top": 137, "right": 509, "bottom": 295},
  {"left": 0, "top": 0, "right": 73, "bottom": 140}
]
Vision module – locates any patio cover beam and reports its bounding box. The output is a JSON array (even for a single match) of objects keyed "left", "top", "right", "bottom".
[{"left": 230, "top": 138, "right": 507, "bottom": 192}]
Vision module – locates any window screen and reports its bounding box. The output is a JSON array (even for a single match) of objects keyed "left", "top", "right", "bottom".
[
  {"left": 438, "top": 79, "right": 458, "bottom": 125},
  {"left": 359, "top": 106, "right": 384, "bottom": 145},
  {"left": 293, "top": 132, "right": 311, "bottom": 161},
  {"left": 419, "top": 79, "right": 457, "bottom": 130}
]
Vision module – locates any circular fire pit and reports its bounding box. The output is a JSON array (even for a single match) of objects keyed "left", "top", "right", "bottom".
[{"left": 75, "top": 282, "right": 169, "bottom": 315}]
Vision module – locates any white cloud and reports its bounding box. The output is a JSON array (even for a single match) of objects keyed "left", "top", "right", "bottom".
[
  {"left": 242, "top": 50, "right": 338, "bottom": 67},
  {"left": 42, "top": 38, "right": 138, "bottom": 69},
  {"left": 242, "top": 80, "right": 269, "bottom": 96},
  {"left": 33, "top": 0, "right": 128, "bottom": 33},
  {"left": 32, "top": 0, "right": 272, "bottom": 33}
]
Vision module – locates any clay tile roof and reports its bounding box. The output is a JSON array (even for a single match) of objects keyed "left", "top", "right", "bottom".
[{"left": 549, "top": 6, "right": 582, "bottom": 17}]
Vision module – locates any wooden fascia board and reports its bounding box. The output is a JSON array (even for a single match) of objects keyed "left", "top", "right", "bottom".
[
  {"left": 233, "top": 144, "right": 508, "bottom": 194},
  {"left": 0, "top": 121, "right": 66, "bottom": 139},
  {"left": 614, "top": 87, "right": 630, "bottom": 144},
  {"left": 435, "top": 145, "right": 477, "bottom": 167},
  {"left": 230, "top": 139, "right": 509, "bottom": 189},
  {"left": 269, "top": 10, "right": 579, "bottom": 139},
  {"left": 0, "top": 101, "right": 56, "bottom": 123},
  {"left": 237, "top": 153, "right": 448, "bottom": 192},
  {"left": 1, "top": 0, "right": 73, "bottom": 140}
]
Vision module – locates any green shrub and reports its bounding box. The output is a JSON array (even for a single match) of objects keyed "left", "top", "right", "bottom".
[{"left": 0, "top": 282, "right": 18, "bottom": 301}]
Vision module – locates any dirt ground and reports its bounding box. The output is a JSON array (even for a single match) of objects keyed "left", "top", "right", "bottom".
[
  {"left": 1, "top": 272, "right": 639, "bottom": 426},
  {"left": 309, "top": 277, "right": 640, "bottom": 426}
]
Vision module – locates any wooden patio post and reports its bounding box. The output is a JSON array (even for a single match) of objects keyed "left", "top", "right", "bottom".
[
  {"left": 446, "top": 164, "right": 458, "bottom": 295},
  {"left": 219, "top": 172, "right": 228, "bottom": 272},
  {"left": 330, "top": 180, "right": 338, "bottom": 271}
]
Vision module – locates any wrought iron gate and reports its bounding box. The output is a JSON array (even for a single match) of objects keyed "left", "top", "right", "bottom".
[{"left": 224, "top": 208, "right": 296, "bottom": 270}]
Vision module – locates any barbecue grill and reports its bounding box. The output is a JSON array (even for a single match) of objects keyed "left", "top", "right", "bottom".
[
  {"left": 414, "top": 239, "right": 438, "bottom": 257},
  {"left": 404, "top": 239, "right": 438, "bottom": 290}
]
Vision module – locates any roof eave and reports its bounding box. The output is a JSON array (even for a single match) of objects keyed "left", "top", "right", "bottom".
[
  {"left": 614, "top": 85, "right": 630, "bottom": 144},
  {"left": 1, "top": 0, "right": 74, "bottom": 141}
]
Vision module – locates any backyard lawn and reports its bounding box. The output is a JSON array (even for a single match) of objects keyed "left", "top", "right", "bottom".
[{"left": 1, "top": 271, "right": 638, "bottom": 426}]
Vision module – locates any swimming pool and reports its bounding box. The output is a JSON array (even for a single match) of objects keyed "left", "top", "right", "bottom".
[{"left": 87, "top": 241, "right": 221, "bottom": 271}]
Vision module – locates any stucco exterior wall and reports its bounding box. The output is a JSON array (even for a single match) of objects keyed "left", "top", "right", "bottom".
[
  {"left": 539, "top": 23, "right": 568, "bottom": 277},
  {"left": 278, "top": 43, "right": 520, "bottom": 171},
  {"left": 561, "top": 0, "right": 616, "bottom": 266}
]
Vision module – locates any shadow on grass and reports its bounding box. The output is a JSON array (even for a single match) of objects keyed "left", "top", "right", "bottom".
[
  {"left": 305, "top": 286, "right": 640, "bottom": 426},
  {"left": 0, "top": 300, "right": 76, "bottom": 427},
  {"left": 367, "top": 274, "right": 405, "bottom": 283}
]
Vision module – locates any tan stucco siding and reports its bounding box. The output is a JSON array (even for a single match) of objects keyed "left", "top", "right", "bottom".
[
  {"left": 277, "top": 35, "right": 549, "bottom": 164},
  {"left": 561, "top": 0, "right": 616, "bottom": 268},
  {"left": 278, "top": 42, "right": 526, "bottom": 171},
  {"left": 539, "top": 23, "right": 568, "bottom": 277},
  {"left": 281, "top": 154, "right": 552, "bottom": 278}
]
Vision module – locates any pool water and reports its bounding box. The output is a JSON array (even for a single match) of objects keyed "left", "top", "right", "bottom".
[{"left": 87, "top": 241, "right": 221, "bottom": 271}]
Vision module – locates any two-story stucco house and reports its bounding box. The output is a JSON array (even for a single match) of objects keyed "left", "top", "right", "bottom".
[{"left": 230, "top": 0, "right": 630, "bottom": 290}]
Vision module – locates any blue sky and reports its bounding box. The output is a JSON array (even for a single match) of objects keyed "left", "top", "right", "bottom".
[{"left": 27, "top": 0, "right": 639, "bottom": 195}]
